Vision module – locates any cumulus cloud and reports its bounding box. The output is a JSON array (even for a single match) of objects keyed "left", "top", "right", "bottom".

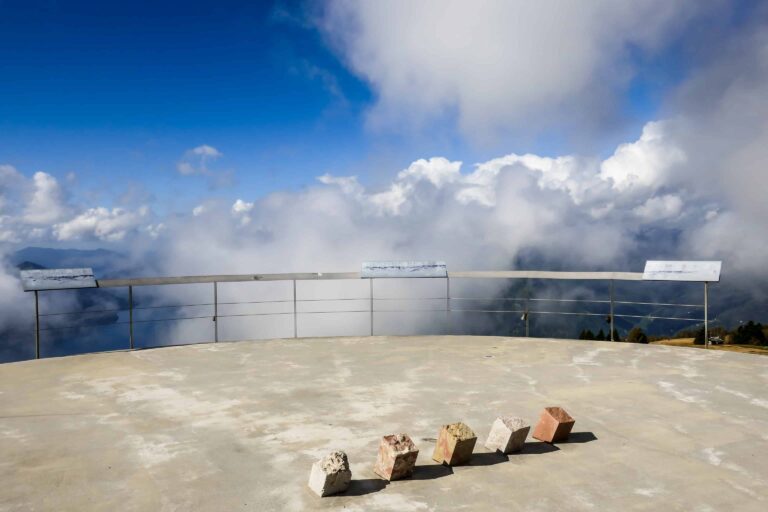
[
  {"left": 177, "top": 144, "right": 223, "bottom": 175},
  {"left": 600, "top": 122, "right": 687, "bottom": 192},
  {"left": 319, "top": 0, "right": 709, "bottom": 140},
  {"left": 23, "top": 172, "right": 69, "bottom": 224},
  {"left": 53, "top": 206, "right": 149, "bottom": 242},
  {"left": 633, "top": 194, "right": 683, "bottom": 221}
]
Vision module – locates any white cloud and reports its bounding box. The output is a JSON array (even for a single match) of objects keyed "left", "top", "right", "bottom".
[
  {"left": 633, "top": 194, "right": 684, "bottom": 221},
  {"left": 177, "top": 145, "right": 223, "bottom": 175},
  {"left": 53, "top": 206, "right": 147, "bottom": 242},
  {"left": 231, "top": 199, "right": 254, "bottom": 214},
  {"left": 22, "top": 172, "right": 68, "bottom": 224},
  {"left": 600, "top": 121, "right": 687, "bottom": 191},
  {"left": 145, "top": 223, "right": 165, "bottom": 239},
  {"left": 320, "top": 0, "right": 706, "bottom": 140},
  {"left": 190, "top": 145, "right": 222, "bottom": 158},
  {"left": 231, "top": 199, "right": 254, "bottom": 226}
]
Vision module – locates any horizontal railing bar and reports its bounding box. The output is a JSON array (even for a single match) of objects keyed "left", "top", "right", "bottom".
[
  {"left": 132, "top": 315, "right": 213, "bottom": 324},
  {"left": 97, "top": 272, "right": 362, "bottom": 288},
  {"left": 219, "top": 299, "right": 293, "bottom": 305},
  {"left": 449, "top": 297, "right": 612, "bottom": 304},
  {"left": 295, "top": 310, "right": 372, "bottom": 315},
  {"left": 453, "top": 309, "right": 606, "bottom": 317},
  {"left": 134, "top": 303, "right": 214, "bottom": 310},
  {"left": 40, "top": 307, "right": 125, "bottom": 317},
  {"left": 93, "top": 270, "right": 650, "bottom": 288},
  {"left": 298, "top": 298, "right": 370, "bottom": 302},
  {"left": 613, "top": 314, "right": 704, "bottom": 322},
  {"left": 448, "top": 270, "right": 644, "bottom": 281},
  {"left": 374, "top": 297, "right": 450, "bottom": 301},
  {"left": 38, "top": 309, "right": 707, "bottom": 331},
  {"left": 218, "top": 312, "right": 294, "bottom": 318},
  {"left": 40, "top": 321, "right": 130, "bottom": 331},
  {"left": 613, "top": 300, "right": 704, "bottom": 308}
]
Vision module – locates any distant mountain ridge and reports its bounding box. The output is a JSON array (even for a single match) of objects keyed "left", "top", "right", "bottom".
[{"left": 10, "top": 247, "right": 132, "bottom": 277}]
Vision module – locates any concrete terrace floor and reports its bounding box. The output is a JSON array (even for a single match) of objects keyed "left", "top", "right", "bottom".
[{"left": 1, "top": 336, "right": 767, "bottom": 511}]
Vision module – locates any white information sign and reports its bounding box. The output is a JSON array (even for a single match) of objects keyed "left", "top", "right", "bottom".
[
  {"left": 20, "top": 268, "right": 97, "bottom": 291},
  {"left": 642, "top": 261, "right": 721, "bottom": 282},
  {"left": 362, "top": 261, "right": 447, "bottom": 278}
]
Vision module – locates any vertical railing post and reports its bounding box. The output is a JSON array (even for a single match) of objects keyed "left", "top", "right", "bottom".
[
  {"left": 704, "top": 281, "right": 709, "bottom": 349},
  {"left": 609, "top": 280, "right": 615, "bottom": 342},
  {"left": 34, "top": 290, "right": 40, "bottom": 359},
  {"left": 213, "top": 281, "right": 218, "bottom": 343},
  {"left": 369, "top": 278, "right": 374, "bottom": 336},
  {"left": 446, "top": 276, "right": 451, "bottom": 335},
  {"left": 293, "top": 280, "right": 297, "bottom": 338},
  {"left": 128, "top": 285, "right": 134, "bottom": 350},
  {"left": 524, "top": 279, "right": 530, "bottom": 337}
]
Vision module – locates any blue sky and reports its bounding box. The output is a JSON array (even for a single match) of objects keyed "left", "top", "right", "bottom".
[
  {"left": 0, "top": 0, "right": 691, "bottom": 214},
  {"left": 1, "top": 1, "right": 372, "bottom": 211}
]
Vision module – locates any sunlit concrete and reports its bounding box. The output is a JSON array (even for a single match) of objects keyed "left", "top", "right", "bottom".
[{"left": 1, "top": 336, "right": 767, "bottom": 511}]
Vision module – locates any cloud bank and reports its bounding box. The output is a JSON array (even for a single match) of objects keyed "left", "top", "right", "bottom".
[{"left": 319, "top": 0, "right": 712, "bottom": 140}]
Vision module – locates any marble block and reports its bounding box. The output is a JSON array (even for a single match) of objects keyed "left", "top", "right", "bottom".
[{"left": 485, "top": 416, "right": 530, "bottom": 454}]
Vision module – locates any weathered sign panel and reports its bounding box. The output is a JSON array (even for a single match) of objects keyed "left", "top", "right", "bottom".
[
  {"left": 361, "top": 261, "right": 447, "bottom": 278},
  {"left": 20, "top": 268, "right": 97, "bottom": 291},
  {"left": 642, "top": 261, "right": 721, "bottom": 282}
]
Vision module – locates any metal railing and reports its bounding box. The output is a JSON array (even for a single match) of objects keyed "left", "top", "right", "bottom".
[{"left": 28, "top": 270, "right": 712, "bottom": 359}]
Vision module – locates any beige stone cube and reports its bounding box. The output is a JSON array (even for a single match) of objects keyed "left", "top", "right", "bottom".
[
  {"left": 432, "top": 422, "right": 477, "bottom": 466},
  {"left": 308, "top": 450, "right": 352, "bottom": 497}
]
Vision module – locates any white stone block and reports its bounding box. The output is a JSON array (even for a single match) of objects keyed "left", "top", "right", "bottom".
[
  {"left": 308, "top": 450, "right": 352, "bottom": 497},
  {"left": 485, "top": 416, "right": 530, "bottom": 454}
]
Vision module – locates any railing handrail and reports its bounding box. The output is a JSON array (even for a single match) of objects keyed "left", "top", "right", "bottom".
[
  {"left": 96, "top": 269, "right": 644, "bottom": 288},
  {"left": 96, "top": 272, "right": 361, "bottom": 288}
]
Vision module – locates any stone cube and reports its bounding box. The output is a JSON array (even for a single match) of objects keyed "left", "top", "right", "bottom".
[
  {"left": 373, "top": 433, "right": 419, "bottom": 481},
  {"left": 432, "top": 422, "right": 477, "bottom": 466},
  {"left": 308, "top": 450, "right": 352, "bottom": 497},
  {"left": 484, "top": 416, "right": 530, "bottom": 454},
  {"left": 532, "top": 406, "right": 575, "bottom": 443}
]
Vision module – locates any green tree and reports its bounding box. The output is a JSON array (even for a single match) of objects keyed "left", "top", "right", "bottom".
[
  {"left": 626, "top": 327, "right": 649, "bottom": 344},
  {"left": 579, "top": 329, "right": 595, "bottom": 340},
  {"left": 732, "top": 321, "right": 767, "bottom": 345},
  {"left": 693, "top": 327, "right": 706, "bottom": 345},
  {"left": 612, "top": 328, "right": 621, "bottom": 342},
  {"left": 595, "top": 329, "right": 605, "bottom": 341}
]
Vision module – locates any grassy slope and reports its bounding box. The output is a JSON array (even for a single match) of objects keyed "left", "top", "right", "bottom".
[{"left": 651, "top": 338, "right": 768, "bottom": 355}]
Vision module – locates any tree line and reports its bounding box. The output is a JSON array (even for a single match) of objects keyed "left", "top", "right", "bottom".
[{"left": 579, "top": 320, "right": 767, "bottom": 346}]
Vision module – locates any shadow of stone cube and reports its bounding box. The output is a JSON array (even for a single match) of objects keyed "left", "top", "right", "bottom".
[
  {"left": 485, "top": 416, "right": 530, "bottom": 454},
  {"left": 308, "top": 450, "right": 352, "bottom": 497},
  {"left": 373, "top": 433, "right": 419, "bottom": 481},
  {"left": 532, "top": 407, "right": 575, "bottom": 443},
  {"left": 432, "top": 422, "right": 477, "bottom": 466}
]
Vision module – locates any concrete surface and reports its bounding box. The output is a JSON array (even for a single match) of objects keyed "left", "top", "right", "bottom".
[{"left": 1, "top": 335, "right": 768, "bottom": 511}]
